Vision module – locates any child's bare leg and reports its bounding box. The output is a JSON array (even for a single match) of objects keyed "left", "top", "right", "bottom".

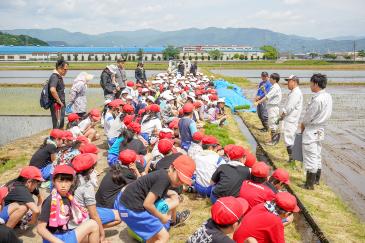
[
  {"left": 75, "top": 219, "right": 100, "bottom": 243},
  {"left": 146, "top": 227, "right": 169, "bottom": 243},
  {"left": 6, "top": 203, "right": 28, "bottom": 228},
  {"left": 102, "top": 210, "right": 121, "bottom": 228}
]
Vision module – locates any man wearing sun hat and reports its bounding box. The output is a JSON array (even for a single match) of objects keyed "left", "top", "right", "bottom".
[
  {"left": 233, "top": 192, "right": 300, "bottom": 243},
  {"left": 188, "top": 196, "right": 249, "bottom": 243},
  {"left": 281, "top": 75, "right": 303, "bottom": 163}
]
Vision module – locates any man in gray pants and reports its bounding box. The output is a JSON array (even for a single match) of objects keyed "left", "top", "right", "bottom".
[
  {"left": 255, "top": 72, "right": 272, "bottom": 132},
  {"left": 115, "top": 59, "right": 127, "bottom": 98}
]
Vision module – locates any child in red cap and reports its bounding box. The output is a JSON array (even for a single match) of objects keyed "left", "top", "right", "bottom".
[
  {"left": 233, "top": 192, "right": 300, "bottom": 243},
  {"left": 0, "top": 186, "right": 21, "bottom": 242},
  {"left": 193, "top": 135, "right": 226, "bottom": 199},
  {"left": 114, "top": 154, "right": 195, "bottom": 242},
  {"left": 1, "top": 166, "right": 44, "bottom": 229},
  {"left": 178, "top": 103, "right": 198, "bottom": 151},
  {"left": 96, "top": 149, "right": 146, "bottom": 210},
  {"left": 37, "top": 165, "right": 100, "bottom": 243},
  {"left": 29, "top": 129, "right": 64, "bottom": 182},
  {"left": 187, "top": 131, "right": 204, "bottom": 160},
  {"left": 188, "top": 196, "right": 249, "bottom": 243},
  {"left": 210, "top": 145, "right": 251, "bottom": 204},
  {"left": 78, "top": 108, "right": 101, "bottom": 141},
  {"left": 140, "top": 104, "right": 162, "bottom": 144},
  {"left": 70, "top": 154, "right": 121, "bottom": 242},
  {"left": 238, "top": 162, "right": 275, "bottom": 210}
]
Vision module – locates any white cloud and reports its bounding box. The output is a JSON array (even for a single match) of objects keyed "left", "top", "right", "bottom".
[{"left": 0, "top": 0, "right": 363, "bottom": 38}]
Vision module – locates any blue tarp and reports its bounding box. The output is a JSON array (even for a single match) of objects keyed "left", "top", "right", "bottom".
[{"left": 214, "top": 79, "right": 256, "bottom": 112}]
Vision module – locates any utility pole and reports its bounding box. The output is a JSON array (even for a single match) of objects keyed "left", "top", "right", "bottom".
[{"left": 353, "top": 40, "right": 356, "bottom": 63}]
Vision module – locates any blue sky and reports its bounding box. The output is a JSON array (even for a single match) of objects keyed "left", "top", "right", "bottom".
[{"left": 0, "top": 0, "right": 364, "bottom": 39}]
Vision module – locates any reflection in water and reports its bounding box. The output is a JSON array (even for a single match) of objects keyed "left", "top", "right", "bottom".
[{"left": 0, "top": 116, "right": 52, "bottom": 146}]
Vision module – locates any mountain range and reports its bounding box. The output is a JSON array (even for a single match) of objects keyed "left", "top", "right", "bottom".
[{"left": 2, "top": 27, "right": 365, "bottom": 53}]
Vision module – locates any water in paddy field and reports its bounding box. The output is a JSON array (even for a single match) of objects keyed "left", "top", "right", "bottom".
[
  {"left": 211, "top": 69, "right": 365, "bottom": 83},
  {"left": 0, "top": 115, "right": 52, "bottom": 146},
  {"left": 243, "top": 85, "right": 365, "bottom": 222},
  {"left": 0, "top": 70, "right": 164, "bottom": 84}
]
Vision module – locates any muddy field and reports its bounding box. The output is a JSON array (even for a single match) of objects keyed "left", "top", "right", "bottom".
[{"left": 244, "top": 85, "right": 365, "bottom": 222}]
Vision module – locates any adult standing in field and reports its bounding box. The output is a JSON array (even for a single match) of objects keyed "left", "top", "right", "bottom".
[
  {"left": 190, "top": 61, "right": 198, "bottom": 77},
  {"left": 115, "top": 59, "right": 127, "bottom": 98},
  {"left": 301, "top": 73, "right": 332, "bottom": 190},
  {"left": 49, "top": 60, "right": 68, "bottom": 129},
  {"left": 135, "top": 62, "right": 146, "bottom": 86},
  {"left": 68, "top": 72, "right": 94, "bottom": 118},
  {"left": 255, "top": 72, "right": 272, "bottom": 132},
  {"left": 100, "top": 64, "right": 118, "bottom": 101},
  {"left": 177, "top": 61, "right": 185, "bottom": 77},
  {"left": 281, "top": 75, "right": 303, "bottom": 162}
]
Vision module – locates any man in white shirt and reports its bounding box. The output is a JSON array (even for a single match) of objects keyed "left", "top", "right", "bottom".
[
  {"left": 281, "top": 75, "right": 303, "bottom": 162},
  {"left": 301, "top": 73, "right": 332, "bottom": 189},
  {"left": 255, "top": 73, "right": 282, "bottom": 145}
]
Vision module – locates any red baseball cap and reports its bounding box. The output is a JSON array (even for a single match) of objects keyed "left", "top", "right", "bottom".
[
  {"left": 109, "top": 99, "right": 125, "bottom": 108},
  {"left": 183, "top": 103, "right": 194, "bottom": 113},
  {"left": 127, "top": 122, "right": 141, "bottom": 134},
  {"left": 251, "top": 162, "right": 270, "bottom": 178},
  {"left": 123, "top": 104, "right": 135, "bottom": 114},
  {"left": 90, "top": 108, "right": 101, "bottom": 121},
  {"left": 223, "top": 144, "right": 235, "bottom": 155},
  {"left": 53, "top": 165, "right": 76, "bottom": 177},
  {"left": 50, "top": 129, "right": 63, "bottom": 139},
  {"left": 68, "top": 113, "right": 80, "bottom": 122},
  {"left": 211, "top": 196, "right": 249, "bottom": 225},
  {"left": 72, "top": 153, "right": 98, "bottom": 172},
  {"left": 149, "top": 104, "right": 160, "bottom": 113},
  {"left": 123, "top": 114, "right": 135, "bottom": 126},
  {"left": 209, "top": 94, "right": 218, "bottom": 101},
  {"left": 159, "top": 129, "right": 173, "bottom": 139},
  {"left": 244, "top": 152, "right": 256, "bottom": 168},
  {"left": 158, "top": 139, "right": 174, "bottom": 155},
  {"left": 193, "top": 101, "right": 202, "bottom": 108},
  {"left": 178, "top": 108, "right": 184, "bottom": 116},
  {"left": 119, "top": 149, "right": 137, "bottom": 165},
  {"left": 79, "top": 143, "right": 99, "bottom": 154},
  {"left": 127, "top": 81, "right": 135, "bottom": 87},
  {"left": 272, "top": 168, "right": 290, "bottom": 185},
  {"left": 0, "top": 187, "right": 9, "bottom": 202},
  {"left": 227, "top": 145, "right": 246, "bottom": 160},
  {"left": 202, "top": 135, "right": 218, "bottom": 145},
  {"left": 172, "top": 155, "right": 196, "bottom": 186},
  {"left": 169, "top": 118, "right": 179, "bottom": 129},
  {"left": 138, "top": 109, "right": 146, "bottom": 116},
  {"left": 192, "top": 132, "right": 204, "bottom": 141},
  {"left": 62, "top": 131, "right": 74, "bottom": 141},
  {"left": 275, "top": 192, "right": 300, "bottom": 213},
  {"left": 20, "top": 166, "right": 44, "bottom": 181},
  {"left": 76, "top": 135, "right": 89, "bottom": 144}
]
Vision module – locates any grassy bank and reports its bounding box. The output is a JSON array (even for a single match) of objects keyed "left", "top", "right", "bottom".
[
  {"left": 2, "top": 60, "right": 365, "bottom": 70},
  {"left": 239, "top": 112, "right": 365, "bottom": 242},
  {"left": 200, "top": 67, "right": 253, "bottom": 88}
]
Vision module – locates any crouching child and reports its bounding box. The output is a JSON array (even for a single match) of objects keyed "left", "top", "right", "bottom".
[
  {"left": 114, "top": 154, "right": 195, "bottom": 243},
  {"left": 37, "top": 165, "right": 100, "bottom": 243}
]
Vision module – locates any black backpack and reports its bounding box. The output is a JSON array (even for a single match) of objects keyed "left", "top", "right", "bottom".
[{"left": 40, "top": 79, "right": 51, "bottom": 109}]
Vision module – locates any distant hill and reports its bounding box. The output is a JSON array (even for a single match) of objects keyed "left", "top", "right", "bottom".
[
  {"left": 3, "top": 27, "right": 365, "bottom": 53},
  {"left": 0, "top": 32, "right": 48, "bottom": 46}
]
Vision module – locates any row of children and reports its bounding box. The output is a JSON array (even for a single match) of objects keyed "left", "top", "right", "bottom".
[{"left": 0, "top": 70, "right": 300, "bottom": 243}]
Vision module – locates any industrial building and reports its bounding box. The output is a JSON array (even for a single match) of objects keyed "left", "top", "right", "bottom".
[{"left": 0, "top": 45, "right": 264, "bottom": 61}]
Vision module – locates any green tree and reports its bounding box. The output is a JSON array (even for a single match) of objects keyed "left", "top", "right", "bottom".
[
  {"left": 102, "top": 55, "right": 106, "bottom": 61},
  {"left": 233, "top": 53, "right": 240, "bottom": 59},
  {"left": 137, "top": 48, "right": 144, "bottom": 61},
  {"left": 358, "top": 50, "right": 365, "bottom": 57},
  {"left": 81, "top": 55, "right": 85, "bottom": 61},
  {"left": 344, "top": 55, "right": 352, "bottom": 60},
  {"left": 95, "top": 55, "right": 98, "bottom": 61},
  {"left": 323, "top": 53, "right": 337, "bottom": 59},
  {"left": 162, "top": 45, "right": 180, "bottom": 60},
  {"left": 309, "top": 53, "right": 319, "bottom": 59},
  {"left": 260, "top": 45, "right": 279, "bottom": 60},
  {"left": 87, "top": 55, "right": 91, "bottom": 61},
  {"left": 208, "top": 50, "right": 222, "bottom": 60}
]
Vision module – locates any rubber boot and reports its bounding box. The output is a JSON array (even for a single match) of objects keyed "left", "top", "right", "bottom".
[
  {"left": 259, "top": 121, "right": 269, "bottom": 132},
  {"left": 267, "top": 130, "right": 280, "bottom": 146},
  {"left": 287, "top": 146, "right": 294, "bottom": 163},
  {"left": 301, "top": 172, "right": 315, "bottom": 190},
  {"left": 315, "top": 169, "right": 321, "bottom": 185}
]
